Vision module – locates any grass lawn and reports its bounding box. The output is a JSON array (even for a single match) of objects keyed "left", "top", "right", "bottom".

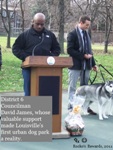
[
  {"left": 64, "top": 42, "right": 113, "bottom": 53},
  {"left": 0, "top": 36, "right": 113, "bottom": 92},
  {"left": 0, "top": 51, "right": 22, "bottom": 92}
]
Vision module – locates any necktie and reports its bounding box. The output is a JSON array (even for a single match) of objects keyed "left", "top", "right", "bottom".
[
  {"left": 82, "top": 30, "right": 88, "bottom": 70},
  {"left": 82, "top": 30, "right": 92, "bottom": 70},
  {"left": 82, "top": 30, "right": 88, "bottom": 53}
]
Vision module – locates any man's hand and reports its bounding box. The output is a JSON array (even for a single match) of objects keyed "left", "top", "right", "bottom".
[
  {"left": 84, "top": 54, "right": 92, "bottom": 59},
  {"left": 92, "top": 65, "right": 98, "bottom": 72}
]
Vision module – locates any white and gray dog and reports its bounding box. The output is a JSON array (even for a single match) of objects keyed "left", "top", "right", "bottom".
[{"left": 74, "top": 81, "right": 113, "bottom": 120}]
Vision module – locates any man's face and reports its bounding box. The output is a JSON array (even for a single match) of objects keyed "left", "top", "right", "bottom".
[
  {"left": 80, "top": 20, "right": 91, "bottom": 30},
  {"left": 33, "top": 18, "right": 45, "bottom": 32}
]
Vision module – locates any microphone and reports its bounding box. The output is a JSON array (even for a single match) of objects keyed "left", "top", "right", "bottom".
[{"left": 32, "top": 33, "right": 44, "bottom": 56}]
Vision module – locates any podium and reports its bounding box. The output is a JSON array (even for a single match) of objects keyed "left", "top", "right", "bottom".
[{"left": 22, "top": 56, "right": 73, "bottom": 133}]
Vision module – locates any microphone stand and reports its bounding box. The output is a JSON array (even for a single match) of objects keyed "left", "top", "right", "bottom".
[{"left": 32, "top": 33, "right": 44, "bottom": 56}]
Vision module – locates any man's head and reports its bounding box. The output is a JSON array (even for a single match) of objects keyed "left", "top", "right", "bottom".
[
  {"left": 78, "top": 15, "right": 91, "bottom": 30},
  {"left": 32, "top": 13, "right": 46, "bottom": 32}
]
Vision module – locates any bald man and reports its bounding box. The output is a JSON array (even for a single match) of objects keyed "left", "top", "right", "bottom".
[{"left": 12, "top": 13, "right": 61, "bottom": 96}]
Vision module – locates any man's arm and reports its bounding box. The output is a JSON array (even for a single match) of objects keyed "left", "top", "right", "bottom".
[
  {"left": 12, "top": 33, "right": 29, "bottom": 61},
  {"left": 67, "top": 31, "right": 84, "bottom": 60},
  {"left": 92, "top": 56, "right": 98, "bottom": 71},
  {"left": 50, "top": 33, "right": 61, "bottom": 56}
]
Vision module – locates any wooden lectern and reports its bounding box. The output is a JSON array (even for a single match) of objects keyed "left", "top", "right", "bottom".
[{"left": 22, "top": 56, "right": 73, "bottom": 133}]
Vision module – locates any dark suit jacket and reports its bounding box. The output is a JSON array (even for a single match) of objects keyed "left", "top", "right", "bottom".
[{"left": 67, "top": 28, "right": 96, "bottom": 70}]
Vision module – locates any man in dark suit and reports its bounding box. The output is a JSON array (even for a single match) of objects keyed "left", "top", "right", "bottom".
[{"left": 67, "top": 15, "right": 98, "bottom": 114}]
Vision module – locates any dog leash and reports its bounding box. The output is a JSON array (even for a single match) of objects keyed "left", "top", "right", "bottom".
[
  {"left": 98, "top": 64, "right": 113, "bottom": 82},
  {"left": 98, "top": 64, "right": 106, "bottom": 83},
  {"left": 89, "top": 70, "right": 97, "bottom": 84},
  {"left": 89, "top": 60, "right": 113, "bottom": 84}
]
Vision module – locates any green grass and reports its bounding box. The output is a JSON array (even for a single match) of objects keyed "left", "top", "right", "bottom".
[
  {"left": 0, "top": 36, "right": 23, "bottom": 92},
  {"left": 0, "top": 51, "right": 23, "bottom": 92},
  {"left": 0, "top": 36, "right": 113, "bottom": 92},
  {"left": 0, "top": 36, "right": 16, "bottom": 51},
  {"left": 64, "top": 42, "right": 113, "bottom": 52},
  {"left": 92, "top": 43, "right": 113, "bottom": 51}
]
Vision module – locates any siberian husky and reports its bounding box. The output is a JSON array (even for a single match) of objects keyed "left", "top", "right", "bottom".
[{"left": 74, "top": 81, "right": 113, "bottom": 120}]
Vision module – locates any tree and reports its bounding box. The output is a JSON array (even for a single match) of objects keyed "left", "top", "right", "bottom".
[
  {"left": 98, "top": 0, "right": 113, "bottom": 53},
  {"left": 20, "top": 0, "right": 25, "bottom": 32},
  {"left": 0, "top": 0, "right": 25, "bottom": 48},
  {"left": 0, "top": 0, "right": 12, "bottom": 48},
  {"left": 58, "top": 0, "right": 64, "bottom": 54}
]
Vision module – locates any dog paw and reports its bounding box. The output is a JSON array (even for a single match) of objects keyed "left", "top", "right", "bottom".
[
  {"left": 83, "top": 112, "right": 89, "bottom": 115},
  {"left": 99, "top": 117, "right": 103, "bottom": 120},
  {"left": 103, "top": 115, "right": 108, "bottom": 119},
  {"left": 108, "top": 113, "right": 113, "bottom": 116}
]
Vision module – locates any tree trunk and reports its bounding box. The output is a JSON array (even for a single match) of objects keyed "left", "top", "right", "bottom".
[
  {"left": 104, "top": 40, "right": 108, "bottom": 53},
  {"left": 45, "top": 0, "right": 52, "bottom": 30},
  {"left": 20, "top": 0, "right": 25, "bottom": 32},
  {"left": 104, "top": 16, "right": 111, "bottom": 53},
  {"left": 6, "top": 30, "right": 11, "bottom": 47},
  {"left": 58, "top": 0, "right": 64, "bottom": 54},
  {"left": 6, "top": 0, "right": 11, "bottom": 48},
  {"left": 104, "top": 4, "right": 112, "bottom": 53}
]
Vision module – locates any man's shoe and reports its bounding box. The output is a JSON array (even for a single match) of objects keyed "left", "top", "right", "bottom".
[{"left": 87, "top": 107, "right": 97, "bottom": 115}]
